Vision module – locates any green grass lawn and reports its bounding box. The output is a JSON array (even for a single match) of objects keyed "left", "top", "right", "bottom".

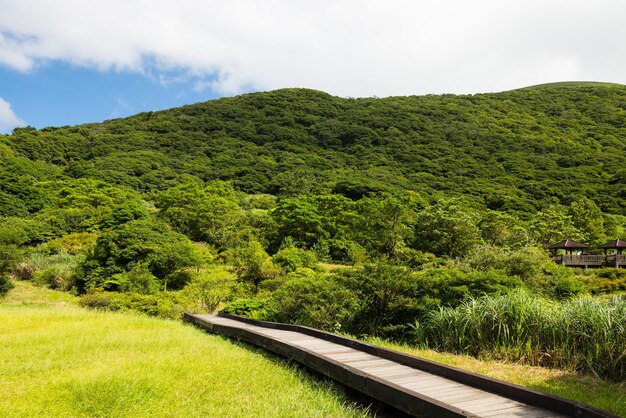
[
  {"left": 1, "top": 282, "right": 369, "bottom": 418},
  {"left": 4, "top": 281, "right": 625, "bottom": 417}
]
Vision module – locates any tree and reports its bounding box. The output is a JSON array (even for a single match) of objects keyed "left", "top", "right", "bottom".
[
  {"left": 80, "top": 219, "right": 204, "bottom": 292},
  {"left": 568, "top": 197, "right": 606, "bottom": 245},
  {"left": 479, "top": 211, "right": 529, "bottom": 248},
  {"left": 272, "top": 196, "right": 327, "bottom": 249},
  {"left": 530, "top": 205, "right": 581, "bottom": 245},
  {"left": 413, "top": 199, "right": 482, "bottom": 258},
  {"left": 156, "top": 182, "right": 242, "bottom": 248},
  {"left": 356, "top": 193, "right": 420, "bottom": 258},
  {"left": 230, "top": 241, "right": 280, "bottom": 291}
]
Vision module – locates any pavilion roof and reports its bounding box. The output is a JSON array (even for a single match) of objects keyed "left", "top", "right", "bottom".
[
  {"left": 598, "top": 239, "right": 626, "bottom": 249},
  {"left": 548, "top": 239, "right": 589, "bottom": 249}
]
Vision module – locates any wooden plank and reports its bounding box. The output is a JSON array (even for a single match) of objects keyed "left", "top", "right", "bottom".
[
  {"left": 455, "top": 398, "right": 524, "bottom": 415},
  {"left": 480, "top": 405, "right": 560, "bottom": 417},
  {"left": 345, "top": 358, "right": 395, "bottom": 368},
  {"left": 326, "top": 353, "right": 376, "bottom": 362},
  {"left": 364, "top": 364, "right": 413, "bottom": 377},
  {"left": 419, "top": 384, "right": 478, "bottom": 398},
  {"left": 311, "top": 346, "right": 357, "bottom": 355},
  {"left": 434, "top": 387, "right": 489, "bottom": 403}
]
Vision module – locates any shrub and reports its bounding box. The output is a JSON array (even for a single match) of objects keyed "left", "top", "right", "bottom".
[
  {"left": 272, "top": 245, "right": 318, "bottom": 272},
  {"left": 40, "top": 232, "right": 98, "bottom": 255},
  {"left": 465, "top": 245, "right": 581, "bottom": 298},
  {"left": 79, "top": 291, "right": 189, "bottom": 319},
  {"left": 336, "top": 263, "right": 423, "bottom": 337},
  {"left": 221, "top": 298, "right": 275, "bottom": 319},
  {"left": 14, "top": 262, "right": 34, "bottom": 280},
  {"left": 182, "top": 267, "right": 240, "bottom": 313},
  {"left": 576, "top": 268, "right": 626, "bottom": 294},
  {"left": 414, "top": 267, "right": 523, "bottom": 309},
  {"left": 0, "top": 275, "right": 14, "bottom": 296},
  {"left": 266, "top": 275, "right": 359, "bottom": 331},
  {"left": 27, "top": 252, "right": 84, "bottom": 291},
  {"left": 111, "top": 263, "right": 160, "bottom": 294}
]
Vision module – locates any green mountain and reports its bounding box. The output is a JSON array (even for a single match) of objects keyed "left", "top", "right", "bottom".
[{"left": 4, "top": 83, "right": 626, "bottom": 217}]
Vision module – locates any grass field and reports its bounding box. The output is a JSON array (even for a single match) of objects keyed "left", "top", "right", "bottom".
[
  {"left": 4, "top": 281, "right": 625, "bottom": 417},
  {"left": 1, "top": 282, "right": 369, "bottom": 417}
]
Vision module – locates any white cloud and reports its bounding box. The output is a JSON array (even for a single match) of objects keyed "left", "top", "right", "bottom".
[
  {"left": 0, "top": 97, "right": 25, "bottom": 133},
  {"left": 0, "top": 0, "right": 625, "bottom": 97}
]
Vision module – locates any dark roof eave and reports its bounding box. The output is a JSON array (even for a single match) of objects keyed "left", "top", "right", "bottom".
[{"left": 548, "top": 239, "right": 590, "bottom": 249}]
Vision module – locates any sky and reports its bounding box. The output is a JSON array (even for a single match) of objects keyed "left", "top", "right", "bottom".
[{"left": 1, "top": 0, "right": 626, "bottom": 133}]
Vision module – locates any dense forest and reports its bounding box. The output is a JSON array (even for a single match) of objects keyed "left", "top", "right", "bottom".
[{"left": 1, "top": 82, "right": 625, "bottom": 380}]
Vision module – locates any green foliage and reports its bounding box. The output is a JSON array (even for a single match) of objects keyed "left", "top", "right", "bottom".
[
  {"left": 155, "top": 181, "right": 241, "bottom": 248},
  {"left": 568, "top": 197, "right": 606, "bottom": 245},
  {"left": 414, "top": 199, "right": 483, "bottom": 257},
  {"left": 41, "top": 232, "right": 98, "bottom": 255},
  {"left": 220, "top": 298, "right": 275, "bottom": 319},
  {"left": 576, "top": 268, "right": 626, "bottom": 294},
  {"left": 266, "top": 275, "right": 359, "bottom": 331},
  {"left": 335, "top": 263, "right": 422, "bottom": 337},
  {"left": 530, "top": 205, "right": 581, "bottom": 245},
  {"left": 226, "top": 241, "right": 281, "bottom": 290},
  {"left": 79, "top": 219, "right": 204, "bottom": 292},
  {"left": 465, "top": 245, "right": 582, "bottom": 298},
  {"left": 0, "top": 275, "right": 13, "bottom": 296},
  {"left": 79, "top": 291, "right": 188, "bottom": 319},
  {"left": 272, "top": 242, "right": 318, "bottom": 272},
  {"left": 110, "top": 263, "right": 160, "bottom": 294},
  {"left": 182, "top": 267, "right": 240, "bottom": 313},
  {"left": 413, "top": 290, "right": 626, "bottom": 381},
  {"left": 4, "top": 85, "right": 626, "bottom": 381},
  {"left": 24, "top": 251, "right": 84, "bottom": 291}
]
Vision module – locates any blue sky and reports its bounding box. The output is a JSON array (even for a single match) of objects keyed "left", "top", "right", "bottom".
[
  {"left": 0, "top": 62, "right": 224, "bottom": 130},
  {"left": 1, "top": 0, "right": 626, "bottom": 133}
]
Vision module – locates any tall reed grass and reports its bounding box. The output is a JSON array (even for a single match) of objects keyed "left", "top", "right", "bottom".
[{"left": 412, "top": 289, "right": 626, "bottom": 381}]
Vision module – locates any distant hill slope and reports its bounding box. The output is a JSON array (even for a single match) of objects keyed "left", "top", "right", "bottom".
[
  {"left": 4, "top": 83, "right": 626, "bottom": 216},
  {"left": 515, "top": 81, "right": 625, "bottom": 90}
]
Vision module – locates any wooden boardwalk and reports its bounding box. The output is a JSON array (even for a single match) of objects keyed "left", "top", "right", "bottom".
[{"left": 184, "top": 313, "right": 615, "bottom": 418}]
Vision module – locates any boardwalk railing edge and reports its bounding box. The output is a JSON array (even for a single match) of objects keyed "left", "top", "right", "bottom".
[
  {"left": 185, "top": 312, "right": 617, "bottom": 418},
  {"left": 184, "top": 312, "right": 474, "bottom": 417}
]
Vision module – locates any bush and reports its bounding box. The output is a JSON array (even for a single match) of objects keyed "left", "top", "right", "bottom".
[
  {"left": 14, "top": 262, "right": 34, "bottom": 280},
  {"left": 414, "top": 267, "right": 523, "bottom": 310},
  {"left": 272, "top": 245, "right": 318, "bottom": 272},
  {"left": 336, "top": 263, "right": 423, "bottom": 337},
  {"left": 79, "top": 291, "right": 190, "bottom": 319},
  {"left": 40, "top": 232, "right": 97, "bottom": 255},
  {"left": 0, "top": 275, "right": 14, "bottom": 296},
  {"left": 182, "top": 267, "right": 240, "bottom": 313},
  {"left": 221, "top": 298, "right": 275, "bottom": 319},
  {"left": 576, "top": 268, "right": 626, "bottom": 294},
  {"left": 465, "top": 245, "right": 581, "bottom": 298},
  {"left": 26, "top": 252, "right": 84, "bottom": 291},
  {"left": 266, "top": 275, "right": 359, "bottom": 331}
]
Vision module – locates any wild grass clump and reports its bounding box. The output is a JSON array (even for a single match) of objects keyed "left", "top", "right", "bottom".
[
  {"left": 412, "top": 289, "right": 626, "bottom": 381},
  {"left": 23, "top": 251, "right": 84, "bottom": 291}
]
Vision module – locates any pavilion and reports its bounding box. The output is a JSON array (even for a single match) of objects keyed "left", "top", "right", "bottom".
[
  {"left": 548, "top": 239, "right": 589, "bottom": 255},
  {"left": 598, "top": 238, "right": 626, "bottom": 255},
  {"left": 549, "top": 238, "right": 626, "bottom": 268}
]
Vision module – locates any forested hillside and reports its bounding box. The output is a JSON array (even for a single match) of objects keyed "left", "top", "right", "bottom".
[
  {"left": 5, "top": 83, "right": 626, "bottom": 215},
  {"left": 2, "top": 83, "right": 625, "bottom": 383}
]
